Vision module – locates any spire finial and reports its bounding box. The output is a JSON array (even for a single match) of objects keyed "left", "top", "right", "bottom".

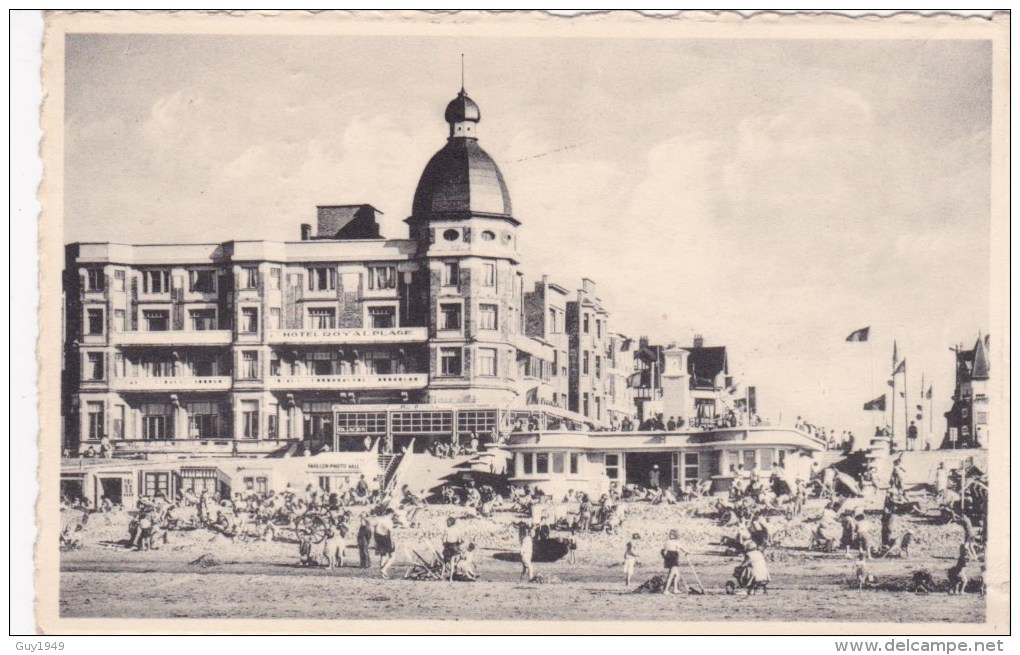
[{"left": 460, "top": 53, "right": 465, "bottom": 92}]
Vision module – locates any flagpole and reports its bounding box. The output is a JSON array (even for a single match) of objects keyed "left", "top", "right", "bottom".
[
  {"left": 920, "top": 372, "right": 925, "bottom": 449},
  {"left": 869, "top": 336, "right": 875, "bottom": 433},
  {"left": 890, "top": 372, "right": 896, "bottom": 450},
  {"left": 890, "top": 340, "right": 897, "bottom": 450},
  {"left": 902, "top": 359, "right": 908, "bottom": 452}
]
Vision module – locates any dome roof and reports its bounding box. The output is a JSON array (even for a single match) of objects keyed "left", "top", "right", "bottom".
[
  {"left": 412, "top": 138, "right": 512, "bottom": 218},
  {"left": 445, "top": 89, "right": 480, "bottom": 123}
]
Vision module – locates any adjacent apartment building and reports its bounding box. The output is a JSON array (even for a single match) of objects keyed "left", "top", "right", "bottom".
[{"left": 942, "top": 334, "right": 990, "bottom": 449}]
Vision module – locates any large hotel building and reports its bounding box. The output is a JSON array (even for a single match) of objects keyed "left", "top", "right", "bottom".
[
  {"left": 63, "top": 86, "right": 822, "bottom": 501},
  {"left": 62, "top": 88, "right": 635, "bottom": 458}
]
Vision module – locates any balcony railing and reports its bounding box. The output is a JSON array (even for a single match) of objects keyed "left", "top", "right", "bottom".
[
  {"left": 110, "top": 376, "right": 233, "bottom": 391},
  {"left": 107, "top": 438, "right": 293, "bottom": 455},
  {"left": 266, "top": 327, "right": 427, "bottom": 344},
  {"left": 112, "top": 330, "right": 233, "bottom": 346},
  {"left": 267, "top": 373, "right": 428, "bottom": 390}
]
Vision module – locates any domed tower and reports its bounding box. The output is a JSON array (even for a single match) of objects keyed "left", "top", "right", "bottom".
[{"left": 407, "top": 88, "right": 523, "bottom": 405}]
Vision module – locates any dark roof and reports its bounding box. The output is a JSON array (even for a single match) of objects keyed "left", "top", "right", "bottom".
[
  {"left": 685, "top": 346, "right": 728, "bottom": 385},
  {"left": 956, "top": 335, "right": 990, "bottom": 381},
  {"left": 971, "top": 336, "right": 989, "bottom": 380},
  {"left": 634, "top": 344, "right": 662, "bottom": 364},
  {"left": 412, "top": 138, "right": 512, "bottom": 219},
  {"left": 445, "top": 90, "right": 481, "bottom": 123},
  {"left": 315, "top": 204, "right": 382, "bottom": 240}
]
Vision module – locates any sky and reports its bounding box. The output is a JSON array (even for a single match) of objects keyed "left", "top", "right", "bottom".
[{"left": 63, "top": 33, "right": 993, "bottom": 441}]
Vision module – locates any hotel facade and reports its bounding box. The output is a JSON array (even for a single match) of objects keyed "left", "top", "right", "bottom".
[
  {"left": 62, "top": 88, "right": 634, "bottom": 459},
  {"left": 62, "top": 86, "right": 822, "bottom": 500}
]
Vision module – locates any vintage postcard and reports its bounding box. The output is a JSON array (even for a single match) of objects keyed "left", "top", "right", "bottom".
[{"left": 36, "top": 10, "right": 1010, "bottom": 634}]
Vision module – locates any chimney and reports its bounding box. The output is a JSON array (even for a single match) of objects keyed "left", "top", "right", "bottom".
[
  {"left": 300, "top": 224, "right": 312, "bottom": 241},
  {"left": 582, "top": 277, "right": 596, "bottom": 294},
  {"left": 693, "top": 334, "right": 704, "bottom": 348}
]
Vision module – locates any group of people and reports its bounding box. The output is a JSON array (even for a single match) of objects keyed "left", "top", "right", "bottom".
[
  {"left": 65, "top": 436, "right": 115, "bottom": 459},
  {"left": 621, "top": 528, "right": 770, "bottom": 596},
  {"left": 299, "top": 509, "right": 399, "bottom": 577},
  {"left": 428, "top": 432, "right": 486, "bottom": 459}
]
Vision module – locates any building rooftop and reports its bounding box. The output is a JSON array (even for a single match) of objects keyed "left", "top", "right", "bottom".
[{"left": 411, "top": 89, "right": 513, "bottom": 221}]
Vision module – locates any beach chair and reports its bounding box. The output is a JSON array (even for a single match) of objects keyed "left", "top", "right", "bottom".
[{"left": 402, "top": 548, "right": 445, "bottom": 581}]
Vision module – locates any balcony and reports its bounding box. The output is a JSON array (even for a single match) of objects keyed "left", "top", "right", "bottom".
[
  {"left": 110, "top": 376, "right": 233, "bottom": 392},
  {"left": 112, "top": 330, "right": 233, "bottom": 346},
  {"left": 266, "top": 326, "right": 427, "bottom": 345},
  {"left": 107, "top": 438, "right": 293, "bottom": 457},
  {"left": 267, "top": 373, "right": 428, "bottom": 390}
]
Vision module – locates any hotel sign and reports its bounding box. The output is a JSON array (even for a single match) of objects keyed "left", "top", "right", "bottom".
[{"left": 268, "top": 327, "right": 427, "bottom": 344}]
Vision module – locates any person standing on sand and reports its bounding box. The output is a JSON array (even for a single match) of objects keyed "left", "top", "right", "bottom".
[
  {"left": 738, "top": 541, "right": 771, "bottom": 594},
  {"left": 356, "top": 515, "right": 373, "bottom": 568},
  {"left": 442, "top": 516, "right": 464, "bottom": 569},
  {"left": 374, "top": 509, "right": 397, "bottom": 578},
  {"left": 323, "top": 520, "right": 347, "bottom": 571},
  {"left": 661, "top": 529, "right": 688, "bottom": 594},
  {"left": 934, "top": 462, "right": 949, "bottom": 505},
  {"left": 578, "top": 494, "right": 593, "bottom": 532},
  {"left": 623, "top": 532, "right": 641, "bottom": 586},
  {"left": 519, "top": 524, "right": 535, "bottom": 582}
]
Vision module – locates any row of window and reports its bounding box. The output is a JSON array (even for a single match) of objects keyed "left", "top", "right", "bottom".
[
  {"left": 547, "top": 307, "right": 564, "bottom": 334},
  {"left": 85, "top": 265, "right": 403, "bottom": 295},
  {"left": 440, "top": 347, "right": 497, "bottom": 377},
  {"left": 440, "top": 261, "right": 496, "bottom": 288},
  {"left": 520, "top": 451, "right": 581, "bottom": 476},
  {"left": 82, "top": 351, "right": 256, "bottom": 381},
  {"left": 82, "top": 347, "right": 495, "bottom": 381},
  {"left": 83, "top": 352, "right": 230, "bottom": 381},
  {"left": 580, "top": 351, "right": 603, "bottom": 378},
  {"left": 580, "top": 392, "right": 603, "bottom": 421},
  {"left": 440, "top": 303, "right": 498, "bottom": 331},
  {"left": 85, "top": 402, "right": 504, "bottom": 443},
  {"left": 270, "top": 350, "right": 414, "bottom": 377},
  {"left": 86, "top": 400, "right": 269, "bottom": 440},
  {"left": 87, "top": 402, "right": 511, "bottom": 442},
  {"left": 87, "top": 302, "right": 517, "bottom": 336},
  {"left": 440, "top": 227, "right": 504, "bottom": 243},
  {"left": 85, "top": 262, "right": 502, "bottom": 296},
  {"left": 581, "top": 313, "right": 604, "bottom": 339},
  {"left": 82, "top": 304, "right": 400, "bottom": 336}
]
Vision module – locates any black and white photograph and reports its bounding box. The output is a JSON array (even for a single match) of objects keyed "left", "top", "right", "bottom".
[{"left": 33, "top": 10, "right": 1009, "bottom": 634}]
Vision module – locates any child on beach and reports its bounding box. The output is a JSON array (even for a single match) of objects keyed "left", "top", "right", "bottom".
[
  {"left": 323, "top": 521, "right": 347, "bottom": 571},
  {"left": 566, "top": 526, "right": 578, "bottom": 564},
  {"left": 454, "top": 543, "right": 479, "bottom": 581},
  {"left": 738, "top": 541, "right": 771, "bottom": 594},
  {"left": 298, "top": 536, "right": 315, "bottom": 567},
  {"left": 520, "top": 524, "right": 535, "bottom": 582},
  {"left": 623, "top": 533, "right": 641, "bottom": 587}
]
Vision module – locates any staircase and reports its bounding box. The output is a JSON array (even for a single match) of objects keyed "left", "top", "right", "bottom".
[{"left": 378, "top": 453, "right": 404, "bottom": 492}]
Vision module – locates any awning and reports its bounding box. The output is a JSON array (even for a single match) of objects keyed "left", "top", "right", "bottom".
[
  {"left": 180, "top": 467, "right": 231, "bottom": 486},
  {"left": 180, "top": 467, "right": 218, "bottom": 478}
]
